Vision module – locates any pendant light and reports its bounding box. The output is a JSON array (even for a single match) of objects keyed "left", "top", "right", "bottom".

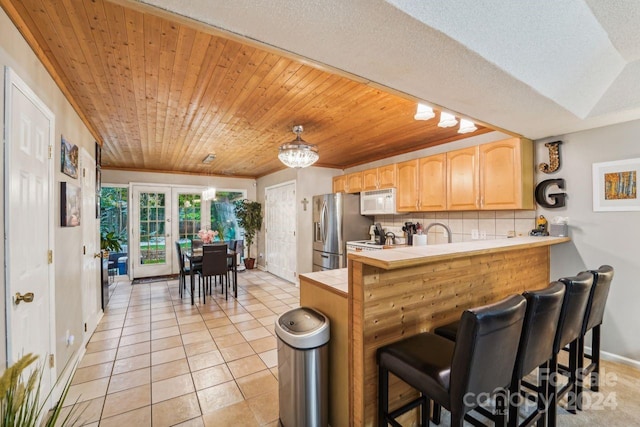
[
  {"left": 438, "top": 112, "right": 458, "bottom": 128},
  {"left": 278, "top": 125, "right": 319, "bottom": 168},
  {"left": 458, "top": 118, "right": 478, "bottom": 134},
  {"left": 414, "top": 103, "right": 435, "bottom": 120}
]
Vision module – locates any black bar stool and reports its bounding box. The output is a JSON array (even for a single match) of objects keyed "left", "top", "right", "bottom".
[
  {"left": 434, "top": 283, "right": 566, "bottom": 427},
  {"left": 548, "top": 272, "right": 594, "bottom": 427},
  {"left": 377, "top": 294, "right": 527, "bottom": 427},
  {"left": 574, "top": 265, "right": 614, "bottom": 409}
]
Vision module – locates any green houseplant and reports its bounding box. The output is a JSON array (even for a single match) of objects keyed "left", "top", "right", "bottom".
[
  {"left": 233, "top": 199, "right": 263, "bottom": 269},
  {"left": 0, "top": 354, "right": 80, "bottom": 426},
  {"left": 100, "top": 230, "right": 122, "bottom": 257}
]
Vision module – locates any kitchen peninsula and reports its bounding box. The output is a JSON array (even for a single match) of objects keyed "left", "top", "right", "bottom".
[{"left": 300, "top": 236, "right": 570, "bottom": 427}]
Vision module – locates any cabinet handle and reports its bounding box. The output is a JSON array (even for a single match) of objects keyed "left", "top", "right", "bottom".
[{"left": 480, "top": 197, "right": 484, "bottom": 208}]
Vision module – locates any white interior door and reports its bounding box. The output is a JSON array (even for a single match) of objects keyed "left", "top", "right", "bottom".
[
  {"left": 131, "top": 185, "right": 173, "bottom": 278},
  {"left": 80, "top": 148, "right": 100, "bottom": 341},
  {"left": 4, "top": 67, "right": 55, "bottom": 396},
  {"left": 265, "top": 181, "right": 297, "bottom": 282}
]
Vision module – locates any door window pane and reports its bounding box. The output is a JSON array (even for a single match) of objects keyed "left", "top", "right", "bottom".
[
  {"left": 139, "top": 192, "right": 167, "bottom": 265},
  {"left": 178, "top": 193, "right": 202, "bottom": 248}
]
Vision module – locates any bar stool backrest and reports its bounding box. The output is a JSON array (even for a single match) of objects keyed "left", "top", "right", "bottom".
[
  {"left": 516, "top": 282, "right": 566, "bottom": 378},
  {"left": 450, "top": 294, "right": 527, "bottom": 415},
  {"left": 554, "top": 272, "right": 594, "bottom": 353},
  {"left": 583, "top": 265, "right": 614, "bottom": 334}
]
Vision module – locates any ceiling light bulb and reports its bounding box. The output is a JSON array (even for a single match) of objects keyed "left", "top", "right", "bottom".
[
  {"left": 458, "top": 118, "right": 478, "bottom": 134},
  {"left": 438, "top": 112, "right": 458, "bottom": 128},
  {"left": 414, "top": 103, "right": 435, "bottom": 121}
]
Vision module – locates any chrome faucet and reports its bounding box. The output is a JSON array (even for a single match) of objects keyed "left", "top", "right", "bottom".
[{"left": 424, "top": 222, "right": 453, "bottom": 243}]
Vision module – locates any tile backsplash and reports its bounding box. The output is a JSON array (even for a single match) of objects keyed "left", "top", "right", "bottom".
[{"left": 374, "top": 211, "right": 536, "bottom": 244}]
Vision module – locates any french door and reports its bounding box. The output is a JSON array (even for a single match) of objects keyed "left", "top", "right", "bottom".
[{"left": 131, "top": 186, "right": 173, "bottom": 278}]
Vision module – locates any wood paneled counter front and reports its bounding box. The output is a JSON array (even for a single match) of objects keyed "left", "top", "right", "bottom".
[{"left": 301, "top": 237, "right": 570, "bottom": 426}]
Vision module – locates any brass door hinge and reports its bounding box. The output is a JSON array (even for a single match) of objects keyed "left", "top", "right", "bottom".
[
  {"left": 48, "top": 145, "right": 52, "bottom": 159},
  {"left": 49, "top": 354, "right": 54, "bottom": 368},
  {"left": 48, "top": 250, "right": 53, "bottom": 264}
]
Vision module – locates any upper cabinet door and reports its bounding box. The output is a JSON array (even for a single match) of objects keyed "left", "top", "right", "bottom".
[
  {"left": 362, "top": 168, "right": 379, "bottom": 191},
  {"left": 333, "top": 175, "right": 347, "bottom": 193},
  {"left": 396, "top": 160, "right": 418, "bottom": 211},
  {"left": 418, "top": 154, "right": 447, "bottom": 211},
  {"left": 480, "top": 138, "right": 534, "bottom": 210},
  {"left": 447, "top": 146, "right": 479, "bottom": 210},
  {"left": 377, "top": 164, "right": 397, "bottom": 189},
  {"left": 346, "top": 171, "right": 363, "bottom": 193}
]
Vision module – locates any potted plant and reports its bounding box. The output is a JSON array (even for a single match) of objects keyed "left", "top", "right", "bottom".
[
  {"left": 1, "top": 353, "right": 80, "bottom": 426},
  {"left": 233, "top": 199, "right": 263, "bottom": 269},
  {"left": 100, "top": 230, "right": 122, "bottom": 258}
]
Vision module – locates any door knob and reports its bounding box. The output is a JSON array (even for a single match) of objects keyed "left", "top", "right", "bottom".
[
  {"left": 15, "top": 292, "right": 34, "bottom": 305},
  {"left": 94, "top": 252, "right": 103, "bottom": 258}
]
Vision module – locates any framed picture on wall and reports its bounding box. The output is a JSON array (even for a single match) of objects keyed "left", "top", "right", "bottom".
[
  {"left": 61, "top": 136, "right": 79, "bottom": 178},
  {"left": 61, "top": 182, "right": 82, "bottom": 226},
  {"left": 95, "top": 141, "right": 101, "bottom": 167},
  {"left": 96, "top": 168, "right": 101, "bottom": 218},
  {"left": 593, "top": 158, "right": 640, "bottom": 211}
]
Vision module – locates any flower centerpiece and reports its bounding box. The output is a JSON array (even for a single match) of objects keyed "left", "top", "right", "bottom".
[{"left": 197, "top": 228, "right": 218, "bottom": 244}]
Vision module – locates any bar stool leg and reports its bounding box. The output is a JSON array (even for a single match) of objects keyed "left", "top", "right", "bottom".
[
  {"left": 592, "top": 325, "right": 601, "bottom": 392},
  {"left": 378, "top": 366, "right": 389, "bottom": 427},
  {"left": 548, "top": 353, "right": 558, "bottom": 427},
  {"left": 567, "top": 340, "right": 578, "bottom": 413},
  {"left": 538, "top": 361, "right": 549, "bottom": 427}
]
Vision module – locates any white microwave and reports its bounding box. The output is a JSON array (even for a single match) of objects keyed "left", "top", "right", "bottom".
[{"left": 360, "top": 188, "right": 400, "bottom": 215}]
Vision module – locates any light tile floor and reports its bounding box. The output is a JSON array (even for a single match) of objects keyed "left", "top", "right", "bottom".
[
  {"left": 65, "top": 270, "right": 640, "bottom": 426},
  {"left": 65, "top": 270, "right": 298, "bottom": 426}
]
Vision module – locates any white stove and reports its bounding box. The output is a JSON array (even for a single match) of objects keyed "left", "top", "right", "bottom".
[{"left": 346, "top": 240, "right": 385, "bottom": 252}]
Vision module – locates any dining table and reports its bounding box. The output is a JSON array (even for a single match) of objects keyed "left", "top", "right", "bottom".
[{"left": 183, "top": 246, "right": 238, "bottom": 305}]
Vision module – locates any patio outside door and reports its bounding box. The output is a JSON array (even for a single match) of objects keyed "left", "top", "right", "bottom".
[{"left": 131, "top": 185, "right": 173, "bottom": 278}]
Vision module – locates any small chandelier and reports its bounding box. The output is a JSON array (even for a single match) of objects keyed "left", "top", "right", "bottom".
[
  {"left": 278, "top": 125, "right": 319, "bottom": 168},
  {"left": 202, "top": 187, "right": 216, "bottom": 202}
]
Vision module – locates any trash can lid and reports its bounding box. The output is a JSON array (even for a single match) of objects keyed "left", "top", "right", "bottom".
[
  {"left": 275, "top": 307, "right": 330, "bottom": 349},
  {"left": 279, "top": 307, "right": 324, "bottom": 333}
]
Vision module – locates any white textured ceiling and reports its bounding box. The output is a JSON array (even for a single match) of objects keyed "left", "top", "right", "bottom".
[{"left": 137, "top": 0, "right": 640, "bottom": 140}]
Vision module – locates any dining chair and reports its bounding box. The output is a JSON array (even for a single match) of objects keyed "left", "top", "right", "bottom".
[
  {"left": 198, "top": 244, "right": 230, "bottom": 302},
  {"left": 175, "top": 241, "right": 198, "bottom": 299}
]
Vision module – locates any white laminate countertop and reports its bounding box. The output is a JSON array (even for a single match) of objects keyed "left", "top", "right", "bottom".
[
  {"left": 348, "top": 236, "right": 571, "bottom": 270},
  {"left": 299, "top": 268, "right": 348, "bottom": 297}
]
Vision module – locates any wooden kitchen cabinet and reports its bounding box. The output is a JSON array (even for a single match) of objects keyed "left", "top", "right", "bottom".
[
  {"left": 447, "top": 146, "right": 480, "bottom": 210},
  {"left": 418, "top": 154, "right": 447, "bottom": 211},
  {"left": 479, "top": 137, "right": 534, "bottom": 209},
  {"left": 397, "top": 155, "right": 447, "bottom": 212},
  {"left": 345, "top": 171, "right": 363, "bottom": 193},
  {"left": 447, "top": 138, "right": 534, "bottom": 210},
  {"left": 396, "top": 159, "right": 419, "bottom": 211},
  {"left": 362, "top": 168, "right": 379, "bottom": 191},
  {"left": 332, "top": 175, "right": 347, "bottom": 193},
  {"left": 378, "top": 164, "right": 397, "bottom": 189},
  {"left": 362, "top": 164, "right": 397, "bottom": 191}
]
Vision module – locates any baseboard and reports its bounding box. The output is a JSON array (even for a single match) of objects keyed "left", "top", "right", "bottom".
[
  {"left": 52, "top": 345, "right": 86, "bottom": 406},
  {"left": 586, "top": 345, "right": 640, "bottom": 369}
]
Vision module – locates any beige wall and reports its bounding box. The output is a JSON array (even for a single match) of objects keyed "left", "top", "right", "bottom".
[
  {"left": 1, "top": 8, "right": 97, "bottom": 372},
  {"left": 536, "top": 120, "right": 640, "bottom": 363}
]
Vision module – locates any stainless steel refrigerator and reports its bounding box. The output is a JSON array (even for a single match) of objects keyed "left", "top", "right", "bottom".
[{"left": 312, "top": 193, "right": 372, "bottom": 271}]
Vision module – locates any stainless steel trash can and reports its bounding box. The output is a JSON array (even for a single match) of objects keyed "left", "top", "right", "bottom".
[{"left": 275, "top": 307, "right": 330, "bottom": 427}]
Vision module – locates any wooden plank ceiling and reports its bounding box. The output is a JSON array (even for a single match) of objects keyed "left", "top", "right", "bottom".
[{"left": 1, "top": 0, "right": 492, "bottom": 178}]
